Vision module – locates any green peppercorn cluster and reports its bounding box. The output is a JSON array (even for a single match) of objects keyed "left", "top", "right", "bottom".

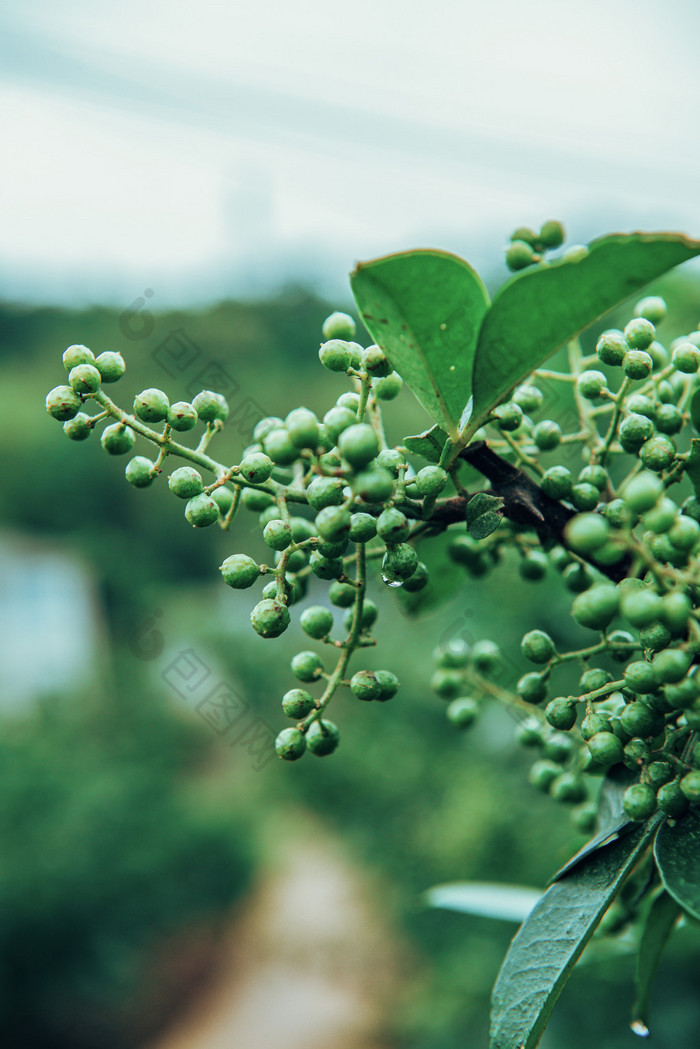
[{"left": 434, "top": 292, "right": 700, "bottom": 828}]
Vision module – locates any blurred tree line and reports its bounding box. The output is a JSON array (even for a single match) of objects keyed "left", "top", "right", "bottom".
[{"left": 1, "top": 276, "right": 699, "bottom": 1047}]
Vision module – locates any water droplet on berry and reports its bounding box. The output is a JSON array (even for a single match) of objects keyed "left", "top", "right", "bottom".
[
  {"left": 630, "top": 1020, "right": 649, "bottom": 1038},
  {"left": 381, "top": 574, "right": 403, "bottom": 588}
]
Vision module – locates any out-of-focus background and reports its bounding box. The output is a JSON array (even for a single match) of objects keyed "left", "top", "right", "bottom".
[{"left": 2, "top": 3, "right": 700, "bottom": 1047}]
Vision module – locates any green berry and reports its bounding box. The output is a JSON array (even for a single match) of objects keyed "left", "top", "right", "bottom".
[
  {"left": 338, "top": 423, "right": 379, "bottom": 469},
  {"left": 239, "top": 452, "right": 274, "bottom": 484},
  {"left": 328, "top": 580, "right": 356, "bottom": 607},
  {"left": 596, "top": 330, "right": 627, "bottom": 366},
  {"left": 343, "top": 599, "right": 378, "bottom": 632},
  {"left": 373, "top": 372, "right": 403, "bottom": 400},
  {"left": 355, "top": 469, "right": 394, "bottom": 504},
  {"left": 263, "top": 519, "right": 294, "bottom": 550},
  {"left": 543, "top": 732, "right": 575, "bottom": 763},
  {"left": 623, "top": 350, "right": 653, "bottom": 380},
  {"left": 518, "top": 551, "right": 548, "bottom": 581},
  {"left": 95, "top": 350, "right": 126, "bottom": 383},
  {"left": 306, "top": 719, "right": 339, "bottom": 756},
  {"left": 306, "top": 476, "right": 343, "bottom": 510},
  {"left": 253, "top": 417, "right": 283, "bottom": 442},
  {"left": 577, "top": 370, "right": 607, "bottom": 400},
  {"left": 550, "top": 772, "right": 587, "bottom": 804},
  {"left": 319, "top": 339, "right": 351, "bottom": 372},
  {"left": 505, "top": 239, "right": 536, "bottom": 271},
  {"left": 351, "top": 670, "right": 383, "bottom": 701},
  {"left": 471, "top": 640, "right": 500, "bottom": 673},
  {"left": 646, "top": 762, "right": 675, "bottom": 789},
  {"left": 657, "top": 779, "right": 689, "bottom": 817},
  {"left": 447, "top": 698, "right": 479, "bottom": 728},
  {"left": 315, "top": 506, "right": 351, "bottom": 543},
  {"left": 623, "top": 472, "right": 663, "bottom": 514},
  {"left": 623, "top": 661, "right": 658, "bottom": 695},
  {"left": 125, "top": 456, "right": 156, "bottom": 488},
  {"left": 377, "top": 508, "right": 410, "bottom": 544},
  {"left": 492, "top": 402, "right": 523, "bottom": 431},
  {"left": 62, "top": 344, "right": 94, "bottom": 370},
  {"left": 134, "top": 387, "right": 170, "bottom": 422},
  {"left": 242, "top": 488, "right": 275, "bottom": 511},
  {"left": 640, "top": 436, "right": 675, "bottom": 472},
  {"left": 101, "top": 422, "right": 135, "bottom": 455},
  {"left": 382, "top": 544, "right": 418, "bottom": 583},
  {"left": 349, "top": 513, "right": 377, "bottom": 543},
  {"left": 431, "top": 668, "right": 463, "bottom": 699},
  {"left": 669, "top": 516, "right": 700, "bottom": 551},
  {"left": 619, "top": 412, "right": 654, "bottom": 451},
  {"left": 533, "top": 420, "right": 562, "bottom": 451},
  {"left": 402, "top": 561, "right": 429, "bottom": 591},
  {"left": 185, "top": 493, "right": 220, "bottom": 527},
  {"left": 301, "top": 605, "right": 334, "bottom": 640},
  {"left": 513, "top": 383, "right": 544, "bottom": 413},
  {"left": 541, "top": 465, "right": 573, "bottom": 500},
  {"left": 250, "top": 598, "right": 290, "bottom": 638},
  {"left": 639, "top": 622, "right": 672, "bottom": 653},
  {"left": 521, "top": 629, "right": 555, "bottom": 664},
  {"left": 671, "top": 341, "right": 700, "bottom": 374},
  {"left": 580, "top": 713, "right": 610, "bottom": 740},
  {"left": 323, "top": 406, "right": 357, "bottom": 441},
  {"left": 642, "top": 498, "right": 678, "bottom": 534},
  {"left": 652, "top": 648, "right": 692, "bottom": 684},
  {"left": 679, "top": 770, "right": 700, "bottom": 802},
  {"left": 167, "top": 401, "right": 198, "bottom": 431},
  {"left": 220, "top": 554, "right": 260, "bottom": 588},
  {"left": 168, "top": 467, "right": 204, "bottom": 498},
  {"left": 545, "top": 697, "right": 576, "bottom": 730},
  {"left": 578, "top": 465, "right": 608, "bottom": 492},
  {"left": 46, "top": 384, "right": 82, "bottom": 421},
  {"left": 623, "top": 783, "right": 657, "bottom": 821},
  {"left": 309, "top": 552, "right": 343, "bottom": 580},
  {"left": 415, "top": 465, "right": 448, "bottom": 497},
  {"left": 539, "top": 220, "right": 564, "bottom": 248},
  {"left": 528, "top": 759, "right": 563, "bottom": 792},
  {"left": 579, "top": 668, "right": 611, "bottom": 693},
  {"left": 517, "top": 672, "right": 547, "bottom": 705},
  {"left": 62, "top": 413, "right": 92, "bottom": 440},
  {"left": 634, "top": 296, "right": 666, "bottom": 325},
  {"left": 620, "top": 589, "right": 663, "bottom": 628},
  {"left": 375, "top": 670, "right": 399, "bottom": 700},
  {"left": 275, "top": 728, "right": 306, "bottom": 760},
  {"left": 192, "top": 390, "right": 228, "bottom": 423},
  {"left": 282, "top": 689, "right": 315, "bottom": 719},
  {"left": 285, "top": 407, "right": 320, "bottom": 449},
  {"left": 655, "top": 404, "right": 683, "bottom": 435},
  {"left": 624, "top": 317, "right": 656, "bottom": 350},
  {"left": 362, "top": 344, "right": 391, "bottom": 377},
  {"left": 571, "top": 483, "right": 600, "bottom": 512},
  {"left": 620, "top": 700, "right": 662, "bottom": 738},
  {"left": 588, "top": 731, "right": 624, "bottom": 766},
  {"left": 263, "top": 428, "right": 299, "bottom": 466},
  {"left": 68, "top": 363, "right": 102, "bottom": 394},
  {"left": 322, "top": 312, "right": 356, "bottom": 341},
  {"left": 291, "top": 651, "right": 324, "bottom": 682},
  {"left": 660, "top": 591, "right": 692, "bottom": 634},
  {"left": 571, "top": 585, "right": 618, "bottom": 630},
  {"left": 565, "top": 513, "right": 609, "bottom": 554}
]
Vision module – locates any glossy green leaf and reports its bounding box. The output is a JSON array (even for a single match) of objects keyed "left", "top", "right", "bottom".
[
  {"left": 489, "top": 819, "right": 660, "bottom": 1049},
  {"left": 631, "top": 889, "right": 681, "bottom": 1037},
  {"left": 466, "top": 493, "right": 503, "bottom": 539},
  {"left": 424, "top": 882, "right": 541, "bottom": 923},
  {"left": 469, "top": 232, "right": 700, "bottom": 438},
  {"left": 351, "top": 250, "right": 490, "bottom": 439},
  {"left": 403, "top": 424, "right": 450, "bottom": 464},
  {"left": 654, "top": 807, "right": 700, "bottom": 921},
  {"left": 551, "top": 767, "right": 636, "bottom": 882}
]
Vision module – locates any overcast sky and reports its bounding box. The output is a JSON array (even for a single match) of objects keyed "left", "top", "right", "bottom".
[{"left": 1, "top": 0, "right": 699, "bottom": 305}]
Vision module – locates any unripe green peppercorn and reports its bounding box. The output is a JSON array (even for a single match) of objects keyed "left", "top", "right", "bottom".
[
  {"left": 623, "top": 661, "right": 658, "bottom": 695},
  {"left": 95, "top": 350, "right": 126, "bottom": 383},
  {"left": 505, "top": 239, "right": 536, "bottom": 271},
  {"left": 620, "top": 589, "right": 663, "bottom": 628},
  {"left": 571, "top": 585, "right": 618, "bottom": 630},
  {"left": 220, "top": 554, "right": 259, "bottom": 588},
  {"left": 168, "top": 467, "right": 204, "bottom": 498},
  {"left": 668, "top": 515, "right": 700, "bottom": 551},
  {"left": 577, "top": 370, "right": 607, "bottom": 400},
  {"left": 652, "top": 648, "right": 692, "bottom": 684},
  {"left": 519, "top": 551, "right": 548, "bottom": 581},
  {"left": 492, "top": 401, "right": 523, "bottom": 431},
  {"left": 250, "top": 598, "right": 290, "bottom": 638},
  {"left": 377, "top": 508, "right": 410, "bottom": 544},
  {"left": 323, "top": 406, "right": 357, "bottom": 442},
  {"left": 620, "top": 700, "right": 662, "bottom": 737},
  {"left": 282, "top": 688, "right": 315, "bottom": 719},
  {"left": 301, "top": 605, "right": 334, "bottom": 640},
  {"left": 542, "top": 466, "right": 572, "bottom": 499},
  {"left": 101, "top": 422, "right": 135, "bottom": 455},
  {"left": 528, "top": 759, "right": 563, "bottom": 792},
  {"left": 125, "top": 455, "right": 156, "bottom": 488},
  {"left": 322, "top": 312, "right": 356, "bottom": 341},
  {"left": 565, "top": 513, "right": 609, "bottom": 553},
  {"left": 355, "top": 468, "right": 394, "bottom": 504},
  {"left": 46, "top": 384, "right": 82, "bottom": 421},
  {"left": 349, "top": 512, "right": 377, "bottom": 543},
  {"left": 361, "top": 344, "right": 391, "bottom": 377},
  {"left": 285, "top": 407, "right": 321, "bottom": 449},
  {"left": 62, "top": 344, "right": 94, "bottom": 370},
  {"left": 239, "top": 452, "right": 274, "bottom": 484},
  {"left": 634, "top": 296, "right": 667, "bottom": 325},
  {"left": 306, "top": 719, "right": 340, "bottom": 756},
  {"left": 588, "top": 731, "right": 624, "bottom": 766},
  {"left": 61, "top": 412, "right": 91, "bottom": 440},
  {"left": 517, "top": 672, "right": 548, "bottom": 705},
  {"left": 655, "top": 404, "right": 683, "bottom": 435},
  {"left": 415, "top": 465, "right": 448, "bottom": 497},
  {"left": 623, "top": 472, "right": 663, "bottom": 514},
  {"left": 351, "top": 670, "right": 383, "bottom": 701},
  {"left": 275, "top": 728, "right": 306, "bottom": 760},
  {"left": 581, "top": 713, "right": 610, "bottom": 740},
  {"left": 319, "top": 339, "right": 352, "bottom": 371},
  {"left": 533, "top": 420, "right": 562, "bottom": 451},
  {"left": 521, "top": 629, "right": 555, "bottom": 664},
  {"left": 263, "top": 428, "right": 299, "bottom": 466},
  {"left": 315, "top": 506, "right": 351, "bottom": 543},
  {"left": 166, "top": 401, "right": 197, "bottom": 431},
  {"left": 382, "top": 544, "right": 418, "bottom": 583},
  {"left": 545, "top": 697, "right": 577, "bottom": 730},
  {"left": 539, "top": 219, "right": 564, "bottom": 248},
  {"left": 185, "top": 493, "right": 220, "bottom": 527},
  {"left": 446, "top": 697, "right": 479, "bottom": 728},
  {"left": 624, "top": 317, "right": 656, "bottom": 350},
  {"left": 571, "top": 483, "right": 600, "bottom": 512},
  {"left": 642, "top": 498, "right": 678, "bottom": 535},
  {"left": 192, "top": 389, "right": 228, "bottom": 422},
  {"left": 309, "top": 551, "right": 343, "bottom": 580},
  {"left": 373, "top": 372, "right": 403, "bottom": 400},
  {"left": 338, "top": 423, "right": 379, "bottom": 469},
  {"left": 375, "top": 670, "right": 400, "bottom": 700},
  {"left": 69, "top": 363, "right": 102, "bottom": 394},
  {"left": 596, "top": 330, "right": 627, "bottom": 366},
  {"left": 343, "top": 599, "right": 378, "bottom": 632},
  {"left": 623, "top": 350, "right": 653, "bottom": 380},
  {"left": 640, "top": 436, "right": 675, "bottom": 472},
  {"left": 402, "top": 561, "right": 429, "bottom": 591},
  {"left": 671, "top": 341, "right": 700, "bottom": 374},
  {"left": 550, "top": 772, "right": 587, "bottom": 804},
  {"left": 263, "top": 519, "right": 293, "bottom": 550},
  {"left": 134, "top": 387, "right": 169, "bottom": 422},
  {"left": 619, "top": 413, "right": 654, "bottom": 451},
  {"left": 291, "top": 650, "right": 324, "bottom": 681},
  {"left": 623, "top": 783, "right": 657, "bottom": 820},
  {"left": 657, "top": 779, "right": 689, "bottom": 817},
  {"left": 679, "top": 771, "right": 700, "bottom": 802}
]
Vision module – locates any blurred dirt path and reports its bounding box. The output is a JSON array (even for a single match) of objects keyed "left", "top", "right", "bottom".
[{"left": 147, "top": 834, "right": 402, "bottom": 1049}]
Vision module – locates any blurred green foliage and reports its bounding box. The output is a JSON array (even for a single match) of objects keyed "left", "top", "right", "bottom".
[{"left": 2, "top": 273, "right": 699, "bottom": 1047}]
